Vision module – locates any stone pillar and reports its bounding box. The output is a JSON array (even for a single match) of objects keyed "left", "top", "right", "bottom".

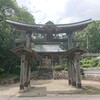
[
  {"left": 67, "top": 32, "right": 73, "bottom": 85},
  {"left": 27, "top": 56, "right": 31, "bottom": 89},
  {"left": 75, "top": 52, "right": 82, "bottom": 88},
  {"left": 26, "top": 31, "right": 32, "bottom": 49},
  {"left": 67, "top": 33, "right": 73, "bottom": 49},
  {"left": 24, "top": 56, "right": 29, "bottom": 91},
  {"left": 25, "top": 31, "right": 32, "bottom": 90},
  {"left": 59, "top": 56, "right": 62, "bottom": 65},
  {"left": 67, "top": 58, "right": 72, "bottom": 85},
  {"left": 20, "top": 55, "right": 26, "bottom": 92},
  {"left": 70, "top": 59, "right": 76, "bottom": 86}
]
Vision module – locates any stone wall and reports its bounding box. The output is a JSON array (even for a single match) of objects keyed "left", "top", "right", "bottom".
[
  {"left": 83, "top": 75, "right": 100, "bottom": 81},
  {"left": 31, "top": 71, "right": 38, "bottom": 80},
  {"left": 1, "top": 68, "right": 100, "bottom": 85},
  {"left": 31, "top": 70, "right": 68, "bottom": 80},
  {"left": 83, "top": 68, "right": 100, "bottom": 81},
  {"left": 38, "top": 68, "right": 53, "bottom": 79},
  {"left": 31, "top": 68, "right": 100, "bottom": 81},
  {"left": 53, "top": 70, "right": 68, "bottom": 79}
]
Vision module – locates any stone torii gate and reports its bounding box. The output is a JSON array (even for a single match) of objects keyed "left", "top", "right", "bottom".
[{"left": 6, "top": 19, "right": 91, "bottom": 92}]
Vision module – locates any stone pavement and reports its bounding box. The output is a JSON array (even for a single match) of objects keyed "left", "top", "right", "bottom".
[
  {"left": 0, "top": 80, "right": 100, "bottom": 97},
  {"left": 1, "top": 95, "right": 100, "bottom": 100}
]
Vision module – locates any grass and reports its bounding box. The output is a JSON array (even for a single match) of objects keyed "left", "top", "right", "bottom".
[{"left": 77, "top": 86, "right": 100, "bottom": 95}]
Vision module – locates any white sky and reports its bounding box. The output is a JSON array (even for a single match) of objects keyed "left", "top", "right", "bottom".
[{"left": 16, "top": 0, "right": 100, "bottom": 24}]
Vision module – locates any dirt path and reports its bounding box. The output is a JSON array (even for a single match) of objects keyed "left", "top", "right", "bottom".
[{"left": 0, "top": 80, "right": 100, "bottom": 96}]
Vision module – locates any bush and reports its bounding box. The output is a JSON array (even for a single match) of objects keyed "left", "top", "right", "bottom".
[
  {"left": 64, "top": 67, "right": 68, "bottom": 71},
  {"left": 0, "top": 73, "right": 19, "bottom": 79},
  {"left": 90, "top": 59, "right": 98, "bottom": 67},
  {"left": 97, "top": 60, "right": 100, "bottom": 67},
  {"left": 80, "top": 58, "right": 99, "bottom": 68},
  {"left": 31, "top": 60, "right": 38, "bottom": 71},
  {"left": 81, "top": 63, "right": 92, "bottom": 68},
  {"left": 0, "top": 68, "right": 4, "bottom": 75},
  {"left": 12, "top": 66, "right": 20, "bottom": 76},
  {"left": 54, "top": 65, "right": 64, "bottom": 71}
]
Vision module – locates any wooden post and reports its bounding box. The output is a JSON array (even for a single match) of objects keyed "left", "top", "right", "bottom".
[
  {"left": 75, "top": 52, "right": 82, "bottom": 88},
  {"left": 20, "top": 55, "right": 26, "bottom": 92},
  {"left": 67, "top": 32, "right": 73, "bottom": 85}
]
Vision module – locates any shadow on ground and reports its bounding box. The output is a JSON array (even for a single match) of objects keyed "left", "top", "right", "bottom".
[{"left": 79, "top": 86, "right": 100, "bottom": 95}]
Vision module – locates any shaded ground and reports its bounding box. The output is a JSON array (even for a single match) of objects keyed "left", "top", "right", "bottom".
[{"left": 0, "top": 80, "right": 100, "bottom": 96}]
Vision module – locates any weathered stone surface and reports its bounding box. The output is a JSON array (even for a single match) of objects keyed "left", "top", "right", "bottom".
[
  {"left": 83, "top": 75, "right": 100, "bottom": 81},
  {"left": 83, "top": 68, "right": 100, "bottom": 81},
  {"left": 31, "top": 70, "right": 68, "bottom": 80},
  {"left": 31, "top": 71, "right": 38, "bottom": 80},
  {"left": 38, "top": 68, "right": 53, "bottom": 79},
  {"left": 53, "top": 70, "right": 68, "bottom": 79},
  {"left": 1, "top": 68, "right": 100, "bottom": 85},
  {"left": 0, "top": 77, "right": 19, "bottom": 85}
]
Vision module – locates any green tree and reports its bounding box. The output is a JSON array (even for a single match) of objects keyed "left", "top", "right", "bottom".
[
  {"left": 75, "top": 20, "right": 100, "bottom": 53},
  {"left": 10, "top": 7, "right": 35, "bottom": 24},
  {"left": 0, "top": 0, "right": 35, "bottom": 75}
]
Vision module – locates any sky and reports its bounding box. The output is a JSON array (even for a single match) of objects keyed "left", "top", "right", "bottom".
[{"left": 16, "top": 0, "right": 100, "bottom": 24}]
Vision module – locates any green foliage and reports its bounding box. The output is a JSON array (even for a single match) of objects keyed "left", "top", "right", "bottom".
[
  {"left": 75, "top": 20, "right": 100, "bottom": 53},
  {"left": 31, "top": 60, "right": 38, "bottom": 71},
  {"left": 10, "top": 7, "right": 35, "bottom": 24},
  {"left": 61, "top": 58, "right": 68, "bottom": 70},
  {"left": 80, "top": 58, "right": 99, "bottom": 68},
  {"left": 97, "top": 60, "right": 100, "bottom": 67},
  {"left": 54, "top": 65, "right": 64, "bottom": 71},
  {"left": 64, "top": 67, "right": 68, "bottom": 71},
  {"left": 0, "top": 0, "right": 35, "bottom": 77},
  {"left": 0, "top": 73, "right": 19, "bottom": 79}
]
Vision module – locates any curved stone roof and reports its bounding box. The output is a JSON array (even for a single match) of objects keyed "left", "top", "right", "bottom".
[
  {"left": 11, "top": 47, "right": 37, "bottom": 57},
  {"left": 65, "top": 47, "right": 86, "bottom": 57},
  {"left": 6, "top": 19, "right": 92, "bottom": 33}
]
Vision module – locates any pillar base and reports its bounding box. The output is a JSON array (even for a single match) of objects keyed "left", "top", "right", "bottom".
[
  {"left": 19, "top": 89, "right": 24, "bottom": 93},
  {"left": 72, "top": 81, "right": 76, "bottom": 86},
  {"left": 24, "top": 85, "right": 31, "bottom": 92},
  {"left": 20, "top": 85, "right": 24, "bottom": 90},
  {"left": 28, "top": 84, "right": 31, "bottom": 90},
  {"left": 68, "top": 79, "right": 71, "bottom": 85},
  {"left": 24, "top": 87, "right": 28, "bottom": 92},
  {"left": 76, "top": 83, "right": 82, "bottom": 88}
]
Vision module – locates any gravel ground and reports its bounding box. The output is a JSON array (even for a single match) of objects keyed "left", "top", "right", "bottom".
[{"left": 0, "top": 80, "right": 100, "bottom": 96}]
